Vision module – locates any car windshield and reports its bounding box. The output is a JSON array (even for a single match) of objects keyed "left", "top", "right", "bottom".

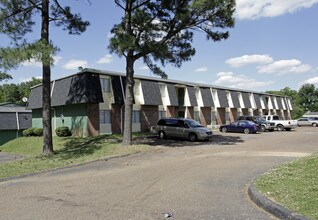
[
  {"left": 185, "top": 119, "right": 203, "bottom": 128},
  {"left": 245, "top": 120, "right": 255, "bottom": 125},
  {"left": 257, "top": 117, "right": 267, "bottom": 123}
]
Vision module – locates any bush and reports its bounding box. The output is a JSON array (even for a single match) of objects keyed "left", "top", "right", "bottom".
[
  {"left": 33, "top": 128, "right": 43, "bottom": 136},
  {"left": 55, "top": 126, "right": 72, "bottom": 137},
  {"left": 23, "top": 127, "right": 43, "bottom": 137}
]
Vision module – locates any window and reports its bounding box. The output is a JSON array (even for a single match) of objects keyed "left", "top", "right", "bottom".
[
  {"left": 100, "top": 78, "right": 110, "bottom": 93},
  {"left": 159, "top": 111, "right": 166, "bottom": 119},
  {"left": 132, "top": 110, "right": 140, "bottom": 123},
  {"left": 100, "top": 110, "right": 111, "bottom": 124}
]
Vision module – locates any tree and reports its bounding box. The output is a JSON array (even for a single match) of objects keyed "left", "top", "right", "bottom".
[
  {"left": 0, "top": 0, "right": 89, "bottom": 155},
  {"left": 267, "top": 87, "right": 303, "bottom": 119},
  {"left": 298, "top": 84, "right": 318, "bottom": 112},
  {"left": 0, "top": 77, "right": 42, "bottom": 104},
  {"left": 1, "top": 84, "right": 20, "bottom": 102},
  {"left": 109, "top": 0, "right": 235, "bottom": 145}
]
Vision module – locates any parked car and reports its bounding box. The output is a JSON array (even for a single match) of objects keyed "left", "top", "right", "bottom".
[
  {"left": 238, "top": 115, "right": 275, "bottom": 132},
  {"left": 297, "top": 117, "right": 318, "bottom": 127},
  {"left": 156, "top": 118, "right": 213, "bottom": 141},
  {"left": 219, "top": 120, "right": 260, "bottom": 134},
  {"left": 263, "top": 115, "right": 297, "bottom": 131}
]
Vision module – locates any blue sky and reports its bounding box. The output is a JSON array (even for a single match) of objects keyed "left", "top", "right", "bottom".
[{"left": 1, "top": 0, "right": 318, "bottom": 92}]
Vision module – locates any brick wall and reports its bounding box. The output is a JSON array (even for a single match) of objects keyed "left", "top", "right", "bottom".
[
  {"left": 217, "top": 108, "right": 226, "bottom": 124},
  {"left": 112, "top": 104, "right": 122, "bottom": 134},
  {"left": 200, "top": 107, "right": 211, "bottom": 127},
  {"left": 87, "top": 104, "right": 100, "bottom": 136},
  {"left": 166, "top": 106, "right": 176, "bottom": 118},
  {"left": 140, "top": 105, "right": 159, "bottom": 132},
  {"left": 230, "top": 108, "right": 237, "bottom": 121},
  {"left": 186, "top": 107, "right": 194, "bottom": 119}
]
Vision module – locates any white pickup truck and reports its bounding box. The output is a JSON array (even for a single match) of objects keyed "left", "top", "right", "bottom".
[{"left": 263, "top": 115, "right": 297, "bottom": 131}]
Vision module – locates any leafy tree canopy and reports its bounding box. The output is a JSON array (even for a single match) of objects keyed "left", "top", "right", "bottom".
[
  {"left": 298, "top": 83, "right": 318, "bottom": 112},
  {"left": 0, "top": 77, "right": 42, "bottom": 104},
  {"left": 109, "top": 0, "right": 235, "bottom": 78},
  {"left": 0, "top": 0, "right": 90, "bottom": 73}
]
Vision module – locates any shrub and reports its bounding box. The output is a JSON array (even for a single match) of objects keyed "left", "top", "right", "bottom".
[
  {"left": 33, "top": 128, "right": 43, "bottom": 136},
  {"left": 55, "top": 126, "right": 72, "bottom": 137},
  {"left": 23, "top": 127, "right": 43, "bottom": 137}
]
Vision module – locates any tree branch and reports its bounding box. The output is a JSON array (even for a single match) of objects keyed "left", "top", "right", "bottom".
[{"left": 0, "top": 5, "right": 37, "bottom": 22}]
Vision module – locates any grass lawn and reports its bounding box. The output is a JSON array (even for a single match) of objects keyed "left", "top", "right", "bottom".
[
  {"left": 256, "top": 153, "right": 318, "bottom": 219},
  {"left": 0, "top": 134, "right": 152, "bottom": 180}
]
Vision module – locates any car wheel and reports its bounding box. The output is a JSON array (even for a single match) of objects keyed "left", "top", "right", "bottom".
[
  {"left": 243, "top": 128, "right": 250, "bottom": 134},
  {"left": 189, "top": 133, "right": 197, "bottom": 142},
  {"left": 221, "top": 127, "right": 227, "bottom": 133},
  {"left": 277, "top": 124, "right": 284, "bottom": 131},
  {"left": 312, "top": 123, "right": 317, "bottom": 127},
  {"left": 158, "top": 131, "right": 166, "bottom": 139},
  {"left": 260, "top": 125, "right": 266, "bottom": 132}
]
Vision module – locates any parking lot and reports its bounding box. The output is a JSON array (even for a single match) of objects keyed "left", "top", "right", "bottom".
[{"left": 0, "top": 127, "right": 317, "bottom": 220}]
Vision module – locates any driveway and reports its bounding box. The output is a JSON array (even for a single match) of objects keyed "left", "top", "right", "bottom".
[{"left": 0, "top": 127, "right": 317, "bottom": 220}]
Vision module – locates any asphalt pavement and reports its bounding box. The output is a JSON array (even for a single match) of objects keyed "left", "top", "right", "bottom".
[{"left": 0, "top": 127, "right": 317, "bottom": 220}]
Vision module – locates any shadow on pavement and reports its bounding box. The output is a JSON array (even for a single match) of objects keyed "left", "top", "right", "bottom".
[{"left": 132, "top": 134, "right": 244, "bottom": 147}]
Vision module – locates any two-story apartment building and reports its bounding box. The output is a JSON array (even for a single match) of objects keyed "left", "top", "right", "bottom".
[{"left": 27, "top": 69, "right": 294, "bottom": 136}]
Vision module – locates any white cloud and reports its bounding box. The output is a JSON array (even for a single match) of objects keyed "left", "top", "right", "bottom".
[
  {"left": 236, "top": 0, "right": 318, "bottom": 20},
  {"left": 53, "top": 56, "right": 62, "bottom": 65},
  {"left": 20, "top": 76, "right": 42, "bottom": 83},
  {"left": 97, "top": 55, "right": 113, "bottom": 64},
  {"left": 139, "top": 65, "right": 149, "bottom": 70},
  {"left": 214, "top": 72, "right": 274, "bottom": 89},
  {"left": 63, "top": 59, "right": 89, "bottom": 70},
  {"left": 258, "top": 59, "right": 312, "bottom": 74},
  {"left": 22, "top": 56, "right": 63, "bottom": 67},
  {"left": 226, "top": 54, "right": 273, "bottom": 68},
  {"left": 301, "top": 76, "right": 318, "bottom": 85},
  {"left": 195, "top": 67, "right": 208, "bottom": 72},
  {"left": 107, "top": 32, "right": 114, "bottom": 39}
]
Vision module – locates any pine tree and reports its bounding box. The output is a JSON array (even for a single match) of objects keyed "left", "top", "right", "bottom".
[
  {"left": 109, "top": 0, "right": 235, "bottom": 145},
  {"left": 0, "top": 0, "right": 89, "bottom": 155}
]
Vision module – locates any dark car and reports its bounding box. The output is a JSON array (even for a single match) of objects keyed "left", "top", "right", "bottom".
[
  {"left": 156, "top": 118, "right": 213, "bottom": 141},
  {"left": 219, "top": 120, "right": 260, "bottom": 134},
  {"left": 238, "top": 115, "right": 275, "bottom": 132}
]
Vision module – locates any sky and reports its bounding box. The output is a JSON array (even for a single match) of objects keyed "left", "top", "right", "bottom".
[{"left": 1, "top": 0, "right": 318, "bottom": 93}]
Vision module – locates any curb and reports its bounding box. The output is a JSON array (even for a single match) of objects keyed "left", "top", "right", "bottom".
[
  {"left": 0, "top": 152, "right": 135, "bottom": 183},
  {"left": 248, "top": 181, "right": 311, "bottom": 220}
]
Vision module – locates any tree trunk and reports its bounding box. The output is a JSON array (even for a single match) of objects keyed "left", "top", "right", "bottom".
[
  {"left": 41, "top": 0, "right": 53, "bottom": 155},
  {"left": 122, "top": 54, "right": 135, "bottom": 145}
]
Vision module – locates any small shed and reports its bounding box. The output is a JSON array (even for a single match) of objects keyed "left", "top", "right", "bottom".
[{"left": 0, "top": 103, "right": 32, "bottom": 146}]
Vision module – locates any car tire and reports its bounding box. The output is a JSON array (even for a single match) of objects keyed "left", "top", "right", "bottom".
[
  {"left": 221, "top": 127, "right": 227, "bottom": 133},
  {"left": 158, "top": 131, "right": 166, "bottom": 139},
  {"left": 189, "top": 133, "right": 197, "bottom": 142},
  {"left": 312, "top": 123, "right": 317, "bottom": 127},
  {"left": 285, "top": 128, "right": 291, "bottom": 131},
  {"left": 260, "top": 125, "right": 266, "bottom": 132},
  {"left": 243, "top": 128, "right": 250, "bottom": 134},
  {"left": 277, "top": 124, "right": 284, "bottom": 131}
]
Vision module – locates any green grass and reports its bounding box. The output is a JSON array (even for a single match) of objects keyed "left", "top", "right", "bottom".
[
  {"left": 256, "top": 153, "right": 318, "bottom": 219},
  {"left": 0, "top": 134, "right": 152, "bottom": 180}
]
